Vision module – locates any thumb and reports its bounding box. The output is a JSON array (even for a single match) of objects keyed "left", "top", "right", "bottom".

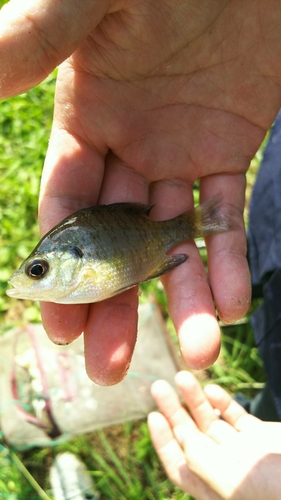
[{"left": 0, "top": 0, "right": 111, "bottom": 98}]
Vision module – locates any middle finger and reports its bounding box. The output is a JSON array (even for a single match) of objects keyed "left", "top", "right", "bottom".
[{"left": 149, "top": 178, "right": 221, "bottom": 370}]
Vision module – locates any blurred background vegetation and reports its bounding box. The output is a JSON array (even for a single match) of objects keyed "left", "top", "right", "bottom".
[{"left": 0, "top": 0, "right": 267, "bottom": 498}]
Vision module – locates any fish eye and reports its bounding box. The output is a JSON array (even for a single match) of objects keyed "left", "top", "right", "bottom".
[
  {"left": 25, "top": 259, "right": 49, "bottom": 280},
  {"left": 70, "top": 246, "right": 84, "bottom": 258}
]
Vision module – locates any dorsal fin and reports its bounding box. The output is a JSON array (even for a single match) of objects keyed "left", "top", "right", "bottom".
[
  {"left": 42, "top": 202, "right": 154, "bottom": 243},
  {"left": 100, "top": 202, "right": 154, "bottom": 217}
]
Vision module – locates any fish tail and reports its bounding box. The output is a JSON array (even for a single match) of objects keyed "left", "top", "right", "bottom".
[{"left": 176, "top": 196, "right": 234, "bottom": 239}]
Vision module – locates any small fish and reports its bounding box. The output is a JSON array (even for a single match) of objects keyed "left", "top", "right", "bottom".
[{"left": 7, "top": 198, "right": 233, "bottom": 304}]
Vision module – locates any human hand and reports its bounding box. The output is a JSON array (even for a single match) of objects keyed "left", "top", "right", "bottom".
[
  {"left": 148, "top": 371, "right": 281, "bottom": 500},
  {"left": 2, "top": 0, "right": 281, "bottom": 384}
]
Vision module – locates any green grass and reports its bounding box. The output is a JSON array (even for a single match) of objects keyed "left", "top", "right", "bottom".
[
  {"left": 0, "top": 425, "right": 190, "bottom": 500},
  {"left": 0, "top": 22, "right": 267, "bottom": 499},
  {"left": 0, "top": 72, "right": 55, "bottom": 320}
]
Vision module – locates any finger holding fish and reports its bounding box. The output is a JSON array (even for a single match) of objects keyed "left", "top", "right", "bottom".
[
  {"left": 84, "top": 155, "right": 149, "bottom": 385},
  {"left": 149, "top": 179, "right": 221, "bottom": 370},
  {"left": 163, "top": 243, "right": 222, "bottom": 370},
  {"left": 200, "top": 173, "right": 251, "bottom": 324},
  {"left": 37, "top": 126, "right": 105, "bottom": 345},
  {"left": 84, "top": 287, "right": 139, "bottom": 385}
]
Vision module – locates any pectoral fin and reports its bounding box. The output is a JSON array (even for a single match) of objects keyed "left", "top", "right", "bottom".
[
  {"left": 145, "top": 254, "right": 188, "bottom": 281},
  {"left": 114, "top": 254, "right": 188, "bottom": 296}
]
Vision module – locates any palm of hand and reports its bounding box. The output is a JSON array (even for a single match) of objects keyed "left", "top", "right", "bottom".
[
  {"left": 207, "top": 423, "right": 281, "bottom": 499},
  {"left": 53, "top": 1, "right": 277, "bottom": 183}
]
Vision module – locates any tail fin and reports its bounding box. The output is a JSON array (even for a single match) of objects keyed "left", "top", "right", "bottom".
[{"left": 179, "top": 196, "right": 235, "bottom": 239}]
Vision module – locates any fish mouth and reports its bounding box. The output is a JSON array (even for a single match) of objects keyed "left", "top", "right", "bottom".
[
  {"left": 6, "top": 280, "right": 72, "bottom": 303},
  {"left": 6, "top": 286, "right": 24, "bottom": 299},
  {"left": 6, "top": 286, "right": 42, "bottom": 301},
  {"left": 6, "top": 279, "right": 31, "bottom": 299}
]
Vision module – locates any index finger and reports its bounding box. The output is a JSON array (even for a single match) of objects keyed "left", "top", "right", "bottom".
[{"left": 39, "top": 127, "right": 106, "bottom": 346}]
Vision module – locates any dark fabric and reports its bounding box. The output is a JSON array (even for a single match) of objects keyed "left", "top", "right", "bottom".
[
  {"left": 248, "top": 111, "right": 281, "bottom": 420},
  {"left": 249, "top": 383, "right": 280, "bottom": 421},
  {"left": 234, "top": 385, "right": 279, "bottom": 421},
  {"left": 248, "top": 111, "right": 281, "bottom": 284},
  {"left": 250, "top": 270, "right": 281, "bottom": 419}
]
